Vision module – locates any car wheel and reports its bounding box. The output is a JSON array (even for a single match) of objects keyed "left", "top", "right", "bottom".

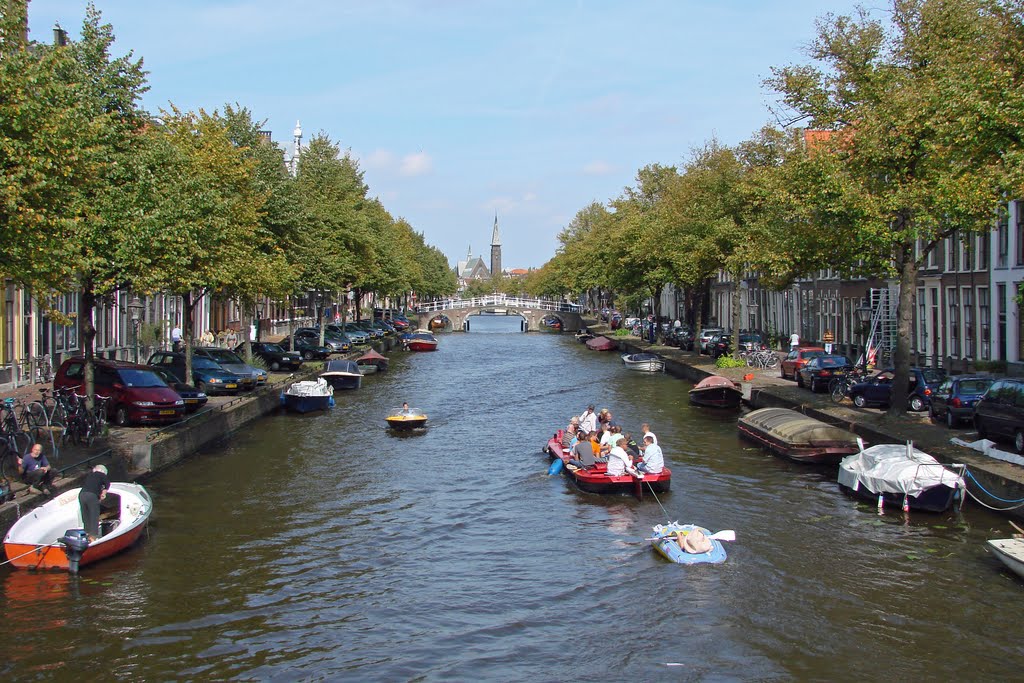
[
  {"left": 270, "top": 361, "right": 281, "bottom": 371},
  {"left": 199, "top": 381, "right": 211, "bottom": 394},
  {"left": 909, "top": 396, "right": 925, "bottom": 412},
  {"left": 796, "top": 374, "right": 804, "bottom": 388},
  {"left": 114, "top": 405, "right": 130, "bottom": 427},
  {"left": 810, "top": 378, "right": 818, "bottom": 392},
  {"left": 853, "top": 394, "right": 866, "bottom": 408},
  {"left": 946, "top": 410, "right": 956, "bottom": 429},
  {"left": 303, "top": 350, "right": 314, "bottom": 360},
  {"left": 1015, "top": 430, "right": 1024, "bottom": 454}
]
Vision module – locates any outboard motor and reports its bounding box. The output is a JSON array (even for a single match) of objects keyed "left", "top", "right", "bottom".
[{"left": 59, "top": 529, "right": 90, "bottom": 574}]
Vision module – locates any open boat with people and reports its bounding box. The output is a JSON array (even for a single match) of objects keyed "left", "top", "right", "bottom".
[
  {"left": 545, "top": 429, "right": 670, "bottom": 500},
  {"left": 689, "top": 376, "right": 742, "bottom": 408},
  {"left": 738, "top": 407, "right": 860, "bottom": 464},
  {"left": 283, "top": 378, "right": 335, "bottom": 413},
  {"left": 320, "top": 359, "right": 363, "bottom": 390},
  {"left": 585, "top": 336, "right": 617, "bottom": 352},
  {"left": 837, "top": 441, "right": 966, "bottom": 513},
  {"left": 987, "top": 538, "right": 1024, "bottom": 580},
  {"left": 621, "top": 353, "right": 665, "bottom": 372},
  {"left": 386, "top": 407, "right": 428, "bottom": 430},
  {"left": 3, "top": 483, "right": 153, "bottom": 573},
  {"left": 649, "top": 523, "right": 730, "bottom": 565}
]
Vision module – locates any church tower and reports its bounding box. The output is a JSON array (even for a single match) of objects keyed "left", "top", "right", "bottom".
[{"left": 490, "top": 212, "right": 502, "bottom": 277}]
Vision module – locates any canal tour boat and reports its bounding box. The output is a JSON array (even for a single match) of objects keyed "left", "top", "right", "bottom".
[
  {"left": 283, "top": 378, "right": 335, "bottom": 413},
  {"left": 649, "top": 523, "right": 730, "bottom": 565},
  {"left": 585, "top": 336, "right": 617, "bottom": 352},
  {"left": 319, "top": 359, "right": 363, "bottom": 390},
  {"left": 689, "top": 376, "right": 743, "bottom": 408},
  {"left": 837, "top": 441, "right": 966, "bottom": 513},
  {"left": 621, "top": 352, "right": 665, "bottom": 372},
  {"left": 545, "top": 430, "right": 671, "bottom": 500},
  {"left": 404, "top": 330, "right": 438, "bottom": 352},
  {"left": 386, "top": 407, "right": 428, "bottom": 430},
  {"left": 737, "top": 407, "right": 860, "bottom": 465},
  {"left": 3, "top": 483, "right": 153, "bottom": 573},
  {"left": 987, "top": 537, "right": 1024, "bottom": 581}
]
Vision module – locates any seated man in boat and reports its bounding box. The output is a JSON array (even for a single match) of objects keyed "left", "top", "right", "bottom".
[
  {"left": 640, "top": 423, "right": 657, "bottom": 445},
  {"left": 18, "top": 443, "right": 57, "bottom": 496},
  {"left": 606, "top": 441, "right": 640, "bottom": 478},
  {"left": 400, "top": 402, "right": 415, "bottom": 416},
  {"left": 578, "top": 405, "right": 598, "bottom": 433},
  {"left": 567, "top": 430, "right": 607, "bottom": 469},
  {"left": 79, "top": 464, "right": 111, "bottom": 542},
  {"left": 636, "top": 435, "right": 664, "bottom": 474}
]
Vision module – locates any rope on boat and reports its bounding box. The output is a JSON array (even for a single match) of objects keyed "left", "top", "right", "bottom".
[
  {"left": 646, "top": 480, "right": 670, "bottom": 519},
  {"left": 0, "top": 541, "right": 61, "bottom": 567},
  {"left": 963, "top": 469, "right": 1024, "bottom": 511}
]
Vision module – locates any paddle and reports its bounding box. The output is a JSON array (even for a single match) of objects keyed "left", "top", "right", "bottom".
[
  {"left": 645, "top": 529, "right": 736, "bottom": 542},
  {"left": 1009, "top": 520, "right": 1024, "bottom": 536}
]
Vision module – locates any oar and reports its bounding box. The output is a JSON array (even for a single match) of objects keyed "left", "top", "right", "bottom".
[
  {"left": 645, "top": 529, "right": 736, "bottom": 542},
  {"left": 1009, "top": 520, "right": 1024, "bottom": 536}
]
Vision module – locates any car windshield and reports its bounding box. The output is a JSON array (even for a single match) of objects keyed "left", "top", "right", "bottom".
[
  {"left": 264, "top": 344, "right": 286, "bottom": 353},
  {"left": 206, "top": 350, "right": 244, "bottom": 364},
  {"left": 117, "top": 369, "right": 168, "bottom": 388},
  {"left": 739, "top": 334, "right": 761, "bottom": 342},
  {"left": 817, "top": 356, "right": 850, "bottom": 367},
  {"left": 959, "top": 379, "right": 992, "bottom": 394},
  {"left": 193, "top": 358, "right": 222, "bottom": 370},
  {"left": 802, "top": 351, "right": 826, "bottom": 359},
  {"left": 920, "top": 369, "right": 946, "bottom": 384}
]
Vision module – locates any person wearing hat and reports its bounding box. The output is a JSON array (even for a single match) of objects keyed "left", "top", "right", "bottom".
[
  {"left": 79, "top": 464, "right": 111, "bottom": 542},
  {"left": 578, "top": 405, "right": 598, "bottom": 434},
  {"left": 679, "top": 529, "right": 713, "bottom": 554}
]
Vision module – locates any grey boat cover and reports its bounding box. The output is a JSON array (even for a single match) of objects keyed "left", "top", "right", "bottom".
[
  {"left": 838, "top": 443, "right": 965, "bottom": 497},
  {"left": 740, "top": 408, "right": 857, "bottom": 446}
]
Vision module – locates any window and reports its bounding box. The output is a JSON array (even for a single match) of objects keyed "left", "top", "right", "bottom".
[
  {"left": 927, "top": 239, "right": 938, "bottom": 269},
  {"left": 997, "top": 204, "right": 1009, "bottom": 267},
  {"left": 963, "top": 288, "right": 974, "bottom": 359},
  {"left": 962, "top": 235, "right": 972, "bottom": 272},
  {"left": 1017, "top": 201, "right": 1024, "bottom": 266},
  {"left": 917, "top": 288, "right": 926, "bottom": 352},
  {"left": 979, "top": 287, "right": 990, "bottom": 360},
  {"left": 947, "top": 234, "right": 959, "bottom": 272},
  {"left": 948, "top": 288, "right": 959, "bottom": 356},
  {"left": 978, "top": 231, "right": 990, "bottom": 271}
]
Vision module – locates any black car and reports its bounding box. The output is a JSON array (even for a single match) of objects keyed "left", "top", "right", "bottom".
[
  {"left": 148, "top": 366, "right": 209, "bottom": 413},
  {"left": 796, "top": 355, "right": 854, "bottom": 392},
  {"left": 974, "top": 378, "right": 1024, "bottom": 453},
  {"left": 929, "top": 375, "right": 995, "bottom": 428},
  {"left": 847, "top": 367, "right": 946, "bottom": 412},
  {"left": 709, "top": 333, "right": 732, "bottom": 359},
  {"left": 284, "top": 333, "right": 332, "bottom": 360},
  {"left": 235, "top": 342, "right": 304, "bottom": 371}
]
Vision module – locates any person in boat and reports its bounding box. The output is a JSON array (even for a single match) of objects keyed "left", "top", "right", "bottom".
[
  {"left": 400, "top": 402, "right": 415, "bottom": 416},
  {"left": 606, "top": 441, "right": 639, "bottom": 478},
  {"left": 79, "top": 464, "right": 111, "bottom": 542},
  {"left": 561, "top": 417, "right": 579, "bottom": 449},
  {"left": 637, "top": 435, "right": 664, "bottom": 474},
  {"left": 18, "top": 443, "right": 57, "bottom": 496},
  {"left": 640, "top": 423, "right": 657, "bottom": 445},
  {"left": 567, "top": 430, "right": 607, "bottom": 469},
  {"left": 578, "top": 405, "right": 598, "bottom": 434},
  {"left": 597, "top": 408, "right": 611, "bottom": 429},
  {"left": 600, "top": 425, "right": 625, "bottom": 455},
  {"left": 678, "top": 529, "right": 712, "bottom": 554},
  {"left": 622, "top": 433, "right": 641, "bottom": 457}
]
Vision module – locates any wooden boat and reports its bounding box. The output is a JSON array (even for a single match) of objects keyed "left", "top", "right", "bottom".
[
  {"left": 320, "top": 359, "right": 363, "bottom": 390},
  {"left": 585, "top": 336, "right": 617, "bottom": 352},
  {"left": 356, "top": 348, "right": 389, "bottom": 373},
  {"left": 545, "top": 429, "right": 670, "bottom": 500},
  {"left": 650, "top": 523, "right": 728, "bottom": 565},
  {"left": 838, "top": 441, "right": 966, "bottom": 513},
  {"left": 386, "top": 408, "right": 427, "bottom": 430},
  {"left": 428, "top": 315, "right": 449, "bottom": 331},
  {"left": 738, "top": 407, "right": 860, "bottom": 464},
  {"left": 283, "top": 378, "right": 334, "bottom": 413},
  {"left": 404, "top": 331, "right": 438, "bottom": 352},
  {"left": 621, "top": 352, "right": 665, "bottom": 372},
  {"left": 3, "top": 483, "right": 153, "bottom": 573},
  {"left": 987, "top": 538, "right": 1024, "bottom": 580},
  {"left": 689, "top": 376, "right": 742, "bottom": 408}
]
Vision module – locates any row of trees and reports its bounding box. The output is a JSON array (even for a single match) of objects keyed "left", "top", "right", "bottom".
[
  {"left": 532, "top": 0, "right": 1024, "bottom": 414},
  {"left": 1, "top": 3, "right": 457, "bottom": 395}
]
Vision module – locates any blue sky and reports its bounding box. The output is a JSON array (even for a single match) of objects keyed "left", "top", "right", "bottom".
[{"left": 27, "top": 0, "right": 865, "bottom": 269}]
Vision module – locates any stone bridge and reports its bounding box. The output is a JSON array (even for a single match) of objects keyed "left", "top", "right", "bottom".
[{"left": 414, "top": 295, "right": 584, "bottom": 332}]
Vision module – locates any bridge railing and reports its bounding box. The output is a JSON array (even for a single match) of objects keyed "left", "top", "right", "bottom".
[{"left": 417, "top": 294, "right": 580, "bottom": 314}]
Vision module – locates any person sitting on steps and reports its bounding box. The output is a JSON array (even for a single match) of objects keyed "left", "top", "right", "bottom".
[{"left": 18, "top": 443, "right": 57, "bottom": 496}]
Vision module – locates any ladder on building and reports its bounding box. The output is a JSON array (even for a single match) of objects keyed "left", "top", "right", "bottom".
[{"left": 859, "top": 287, "right": 899, "bottom": 368}]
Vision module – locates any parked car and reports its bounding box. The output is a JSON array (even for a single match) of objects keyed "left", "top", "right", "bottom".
[
  {"left": 667, "top": 326, "right": 694, "bottom": 350},
  {"left": 698, "top": 328, "right": 725, "bottom": 354},
  {"left": 929, "top": 375, "right": 995, "bottom": 428},
  {"left": 147, "top": 351, "right": 245, "bottom": 396},
  {"left": 234, "top": 342, "right": 303, "bottom": 372},
  {"left": 284, "top": 334, "right": 332, "bottom": 360},
  {"left": 709, "top": 333, "right": 732, "bottom": 359},
  {"left": 296, "top": 327, "right": 352, "bottom": 353},
  {"left": 780, "top": 347, "right": 827, "bottom": 380},
  {"left": 847, "top": 367, "right": 946, "bottom": 411},
  {"left": 148, "top": 366, "right": 208, "bottom": 413},
  {"left": 796, "top": 355, "right": 855, "bottom": 392},
  {"left": 331, "top": 323, "right": 371, "bottom": 345},
  {"left": 350, "top": 320, "right": 384, "bottom": 339},
  {"left": 377, "top": 315, "right": 409, "bottom": 331},
  {"left": 53, "top": 357, "right": 186, "bottom": 426},
  {"left": 738, "top": 332, "right": 766, "bottom": 352},
  {"left": 193, "top": 347, "right": 266, "bottom": 390},
  {"left": 974, "top": 378, "right": 1024, "bottom": 453}
]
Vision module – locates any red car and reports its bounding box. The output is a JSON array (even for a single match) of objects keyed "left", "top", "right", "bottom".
[
  {"left": 780, "top": 347, "right": 827, "bottom": 380},
  {"left": 54, "top": 357, "right": 186, "bottom": 426}
]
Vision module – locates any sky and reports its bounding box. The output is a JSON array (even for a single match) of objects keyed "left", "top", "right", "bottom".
[{"left": 25, "top": 0, "right": 867, "bottom": 270}]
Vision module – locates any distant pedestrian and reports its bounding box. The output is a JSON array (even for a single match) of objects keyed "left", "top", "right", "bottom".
[
  {"left": 790, "top": 332, "right": 800, "bottom": 352},
  {"left": 171, "top": 324, "right": 183, "bottom": 352}
]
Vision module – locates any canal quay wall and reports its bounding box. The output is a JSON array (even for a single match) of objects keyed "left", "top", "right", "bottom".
[
  {"left": 0, "top": 339, "right": 399, "bottom": 532},
  {"left": 594, "top": 324, "right": 1024, "bottom": 522}
]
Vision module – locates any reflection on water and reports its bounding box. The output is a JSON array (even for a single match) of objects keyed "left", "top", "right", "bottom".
[{"left": 1, "top": 330, "right": 1022, "bottom": 679}]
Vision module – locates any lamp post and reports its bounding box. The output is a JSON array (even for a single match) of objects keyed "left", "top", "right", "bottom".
[
  {"left": 127, "top": 295, "right": 144, "bottom": 363},
  {"left": 855, "top": 303, "right": 873, "bottom": 371},
  {"left": 255, "top": 300, "right": 264, "bottom": 343}
]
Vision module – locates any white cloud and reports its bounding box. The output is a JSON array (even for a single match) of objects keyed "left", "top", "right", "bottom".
[
  {"left": 583, "top": 160, "right": 614, "bottom": 175},
  {"left": 363, "top": 148, "right": 396, "bottom": 170},
  {"left": 399, "top": 152, "right": 433, "bottom": 176}
]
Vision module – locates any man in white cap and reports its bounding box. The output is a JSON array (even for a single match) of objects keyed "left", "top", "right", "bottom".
[{"left": 78, "top": 465, "right": 111, "bottom": 542}]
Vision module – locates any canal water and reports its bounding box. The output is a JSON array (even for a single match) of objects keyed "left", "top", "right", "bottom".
[{"left": 2, "top": 316, "right": 1022, "bottom": 680}]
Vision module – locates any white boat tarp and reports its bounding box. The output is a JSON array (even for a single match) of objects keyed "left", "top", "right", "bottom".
[
  {"left": 286, "top": 377, "right": 334, "bottom": 397},
  {"left": 838, "top": 443, "right": 965, "bottom": 497}
]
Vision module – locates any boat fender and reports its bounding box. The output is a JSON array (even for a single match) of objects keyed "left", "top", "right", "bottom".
[
  {"left": 328, "top": 396, "right": 336, "bottom": 408},
  {"left": 279, "top": 392, "right": 286, "bottom": 406},
  {"left": 548, "top": 459, "right": 564, "bottom": 476},
  {"left": 58, "top": 529, "right": 90, "bottom": 574}
]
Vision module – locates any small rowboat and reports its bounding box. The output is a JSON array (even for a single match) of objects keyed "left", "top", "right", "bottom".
[
  {"left": 621, "top": 353, "right": 665, "bottom": 372},
  {"left": 3, "top": 483, "right": 153, "bottom": 573},
  {"left": 689, "top": 376, "right": 742, "bottom": 408},
  {"left": 987, "top": 538, "right": 1024, "bottom": 580},
  {"left": 386, "top": 408, "right": 428, "bottom": 430},
  {"left": 738, "top": 407, "right": 860, "bottom": 464},
  {"left": 649, "top": 523, "right": 728, "bottom": 565},
  {"left": 585, "top": 336, "right": 616, "bottom": 352}
]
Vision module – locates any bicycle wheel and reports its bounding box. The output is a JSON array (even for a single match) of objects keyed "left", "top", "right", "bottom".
[
  {"left": 765, "top": 354, "right": 779, "bottom": 369},
  {"left": 830, "top": 380, "right": 847, "bottom": 403},
  {"left": 26, "top": 401, "right": 48, "bottom": 428},
  {"left": 0, "top": 440, "right": 17, "bottom": 480}
]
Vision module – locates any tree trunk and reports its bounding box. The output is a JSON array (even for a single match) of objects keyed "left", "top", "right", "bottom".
[
  {"left": 355, "top": 288, "right": 363, "bottom": 321},
  {"left": 80, "top": 283, "right": 97, "bottom": 410},
  {"left": 651, "top": 285, "right": 663, "bottom": 343},
  {"left": 731, "top": 275, "right": 742, "bottom": 360},
  {"left": 888, "top": 243, "right": 918, "bottom": 416},
  {"left": 241, "top": 303, "right": 253, "bottom": 363},
  {"left": 182, "top": 290, "right": 194, "bottom": 386}
]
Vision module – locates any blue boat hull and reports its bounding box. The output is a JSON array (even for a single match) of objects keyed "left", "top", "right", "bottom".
[
  {"left": 650, "top": 524, "right": 727, "bottom": 564},
  {"left": 284, "top": 394, "right": 333, "bottom": 414}
]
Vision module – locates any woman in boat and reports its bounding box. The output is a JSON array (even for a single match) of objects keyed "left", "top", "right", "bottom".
[
  {"left": 560, "top": 417, "right": 579, "bottom": 449},
  {"left": 79, "top": 465, "right": 111, "bottom": 542}
]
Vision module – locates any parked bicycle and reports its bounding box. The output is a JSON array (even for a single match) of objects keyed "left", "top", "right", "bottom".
[
  {"left": 742, "top": 348, "right": 779, "bottom": 370},
  {"left": 829, "top": 367, "right": 868, "bottom": 404},
  {"left": 61, "top": 394, "right": 109, "bottom": 448}
]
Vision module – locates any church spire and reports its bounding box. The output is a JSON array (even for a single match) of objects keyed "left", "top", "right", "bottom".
[
  {"left": 490, "top": 213, "right": 502, "bottom": 277},
  {"left": 491, "top": 211, "right": 501, "bottom": 246}
]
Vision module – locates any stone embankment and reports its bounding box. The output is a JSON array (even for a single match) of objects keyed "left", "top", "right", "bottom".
[{"left": 594, "top": 322, "right": 1024, "bottom": 521}]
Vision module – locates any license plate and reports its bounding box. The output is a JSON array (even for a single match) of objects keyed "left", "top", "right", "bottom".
[
  {"left": 225, "top": 383, "right": 237, "bottom": 389},
  {"left": 159, "top": 409, "right": 175, "bottom": 415},
  {"left": 185, "top": 399, "right": 198, "bottom": 404}
]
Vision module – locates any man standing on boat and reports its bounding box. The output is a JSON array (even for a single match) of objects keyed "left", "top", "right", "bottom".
[
  {"left": 79, "top": 465, "right": 111, "bottom": 542},
  {"left": 578, "top": 405, "right": 598, "bottom": 433}
]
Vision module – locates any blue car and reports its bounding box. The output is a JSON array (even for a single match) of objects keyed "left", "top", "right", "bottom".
[
  {"left": 849, "top": 367, "right": 947, "bottom": 412},
  {"left": 929, "top": 375, "right": 995, "bottom": 428}
]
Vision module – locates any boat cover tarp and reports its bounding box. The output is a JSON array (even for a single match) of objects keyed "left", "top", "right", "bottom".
[
  {"left": 693, "top": 376, "right": 738, "bottom": 391},
  {"left": 586, "top": 336, "right": 616, "bottom": 351},
  {"left": 356, "top": 349, "right": 388, "bottom": 363},
  {"left": 838, "top": 443, "right": 965, "bottom": 497},
  {"left": 322, "top": 360, "right": 362, "bottom": 375},
  {"left": 740, "top": 408, "right": 857, "bottom": 446},
  {"left": 287, "top": 377, "right": 334, "bottom": 396}
]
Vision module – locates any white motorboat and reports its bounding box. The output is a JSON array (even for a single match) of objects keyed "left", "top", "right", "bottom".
[
  {"left": 621, "top": 352, "right": 665, "bottom": 372},
  {"left": 838, "top": 441, "right": 966, "bottom": 512}
]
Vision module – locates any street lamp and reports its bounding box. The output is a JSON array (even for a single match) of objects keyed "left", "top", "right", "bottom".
[
  {"left": 855, "top": 303, "right": 873, "bottom": 371},
  {"left": 255, "top": 300, "right": 265, "bottom": 343},
  {"left": 127, "top": 295, "right": 144, "bottom": 363}
]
